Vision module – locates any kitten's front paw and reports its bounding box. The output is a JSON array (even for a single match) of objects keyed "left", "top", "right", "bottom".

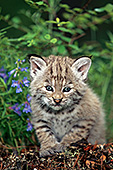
[
  {"left": 54, "top": 144, "right": 66, "bottom": 153},
  {"left": 39, "top": 144, "right": 65, "bottom": 157},
  {"left": 39, "top": 148, "right": 57, "bottom": 157}
]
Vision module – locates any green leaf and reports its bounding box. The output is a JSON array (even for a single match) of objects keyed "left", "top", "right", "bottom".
[
  {"left": 88, "top": 10, "right": 97, "bottom": 15},
  {"left": 0, "top": 114, "right": 15, "bottom": 121},
  {"left": 73, "top": 8, "right": 83, "bottom": 13},
  {"left": 50, "top": 38, "right": 57, "bottom": 44},
  {"left": 44, "top": 34, "right": 51, "bottom": 40},
  {"left": 11, "top": 17, "right": 21, "bottom": 24},
  {"left": 0, "top": 31, "right": 7, "bottom": 36},
  {"left": 58, "top": 27, "right": 73, "bottom": 34},
  {"left": 0, "top": 77, "right": 7, "bottom": 89},
  {"left": 58, "top": 45, "right": 66, "bottom": 53},
  {"left": 105, "top": 42, "right": 113, "bottom": 50},
  {"left": 4, "top": 14, "right": 10, "bottom": 20},
  {"left": 36, "top": 1, "right": 44, "bottom": 5},
  {"left": 95, "top": 3, "right": 113, "bottom": 13},
  {"left": 60, "top": 4, "right": 70, "bottom": 9},
  {"left": 107, "top": 31, "right": 113, "bottom": 43},
  {"left": 84, "top": 13, "right": 91, "bottom": 19},
  {"left": 25, "top": 0, "right": 34, "bottom": 4},
  {"left": 104, "top": 3, "right": 113, "bottom": 13},
  {"left": 60, "top": 35, "right": 71, "bottom": 43},
  {"left": 46, "top": 20, "right": 57, "bottom": 24},
  {"left": 75, "top": 28, "right": 84, "bottom": 34},
  {"left": 0, "top": 89, "right": 13, "bottom": 96},
  {"left": 60, "top": 21, "right": 70, "bottom": 25},
  {"left": 94, "top": 7, "right": 105, "bottom": 13},
  {"left": 68, "top": 44, "right": 79, "bottom": 50}
]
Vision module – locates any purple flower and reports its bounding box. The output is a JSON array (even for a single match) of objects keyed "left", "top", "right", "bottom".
[
  {"left": 0, "top": 67, "right": 5, "bottom": 72},
  {"left": 8, "top": 59, "right": 28, "bottom": 78},
  {"left": 16, "top": 84, "right": 22, "bottom": 93},
  {"left": 11, "top": 80, "right": 19, "bottom": 87},
  {"left": 8, "top": 69, "right": 16, "bottom": 76},
  {"left": 9, "top": 103, "right": 22, "bottom": 116},
  {"left": 0, "top": 73, "right": 8, "bottom": 82},
  {"left": 22, "top": 77, "right": 30, "bottom": 87},
  {"left": 11, "top": 80, "right": 23, "bottom": 93},
  {"left": 22, "top": 59, "right": 25, "bottom": 63},
  {"left": 0, "top": 73, "right": 6, "bottom": 78},
  {"left": 15, "top": 59, "right": 25, "bottom": 64},
  {"left": 20, "top": 67, "right": 28, "bottom": 72},
  {"left": 23, "top": 102, "right": 32, "bottom": 113},
  {"left": 14, "top": 71, "right": 18, "bottom": 77},
  {"left": 27, "top": 118, "right": 33, "bottom": 131},
  {"left": 27, "top": 94, "right": 32, "bottom": 103},
  {"left": 0, "top": 67, "right": 9, "bottom": 83}
]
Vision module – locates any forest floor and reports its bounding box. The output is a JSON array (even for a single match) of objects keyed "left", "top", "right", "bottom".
[{"left": 0, "top": 139, "right": 113, "bottom": 170}]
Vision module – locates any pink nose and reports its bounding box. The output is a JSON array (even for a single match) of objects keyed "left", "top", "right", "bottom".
[{"left": 53, "top": 98, "right": 62, "bottom": 104}]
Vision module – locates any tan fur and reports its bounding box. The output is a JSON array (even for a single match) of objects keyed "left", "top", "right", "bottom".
[{"left": 29, "top": 55, "right": 105, "bottom": 157}]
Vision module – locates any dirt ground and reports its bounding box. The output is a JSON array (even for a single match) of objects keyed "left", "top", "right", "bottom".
[{"left": 0, "top": 139, "right": 113, "bottom": 170}]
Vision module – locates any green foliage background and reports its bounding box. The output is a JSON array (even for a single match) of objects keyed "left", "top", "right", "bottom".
[{"left": 0, "top": 0, "right": 113, "bottom": 148}]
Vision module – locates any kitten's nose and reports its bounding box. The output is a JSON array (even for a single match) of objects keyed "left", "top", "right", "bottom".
[{"left": 53, "top": 98, "right": 62, "bottom": 104}]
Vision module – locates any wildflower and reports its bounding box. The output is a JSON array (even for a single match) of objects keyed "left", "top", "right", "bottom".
[
  {"left": 11, "top": 80, "right": 19, "bottom": 87},
  {"left": 27, "top": 118, "right": 33, "bottom": 131},
  {"left": 9, "top": 103, "right": 22, "bottom": 116},
  {"left": 15, "top": 59, "right": 25, "bottom": 64},
  {"left": 27, "top": 94, "right": 32, "bottom": 103},
  {"left": 11, "top": 80, "right": 23, "bottom": 93},
  {"left": 11, "top": 78, "right": 29, "bottom": 93},
  {"left": 23, "top": 102, "right": 32, "bottom": 113},
  {"left": 0, "top": 73, "right": 7, "bottom": 79},
  {"left": 20, "top": 67, "right": 28, "bottom": 72},
  {"left": 14, "top": 71, "right": 18, "bottom": 77},
  {"left": 22, "top": 59, "right": 25, "bottom": 63},
  {"left": 8, "top": 58, "right": 28, "bottom": 78},
  {"left": 16, "top": 84, "right": 22, "bottom": 93},
  {"left": 8, "top": 69, "right": 16, "bottom": 76},
  {"left": 0, "top": 67, "right": 5, "bottom": 72},
  {"left": 22, "top": 77, "right": 30, "bottom": 87},
  {"left": 0, "top": 67, "right": 9, "bottom": 83}
]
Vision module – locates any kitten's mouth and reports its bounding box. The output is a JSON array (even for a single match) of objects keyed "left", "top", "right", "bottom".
[
  {"left": 55, "top": 103, "right": 61, "bottom": 106},
  {"left": 53, "top": 103, "right": 61, "bottom": 107},
  {"left": 50, "top": 103, "right": 63, "bottom": 110}
]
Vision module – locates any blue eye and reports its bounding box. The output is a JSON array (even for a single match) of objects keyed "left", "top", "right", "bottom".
[
  {"left": 45, "top": 85, "right": 54, "bottom": 92},
  {"left": 63, "top": 87, "right": 71, "bottom": 92}
]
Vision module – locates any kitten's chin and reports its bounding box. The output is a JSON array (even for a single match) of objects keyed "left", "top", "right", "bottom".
[{"left": 50, "top": 105, "right": 63, "bottom": 111}]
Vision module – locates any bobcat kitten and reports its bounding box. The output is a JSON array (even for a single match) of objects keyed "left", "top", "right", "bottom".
[{"left": 29, "top": 54, "right": 105, "bottom": 157}]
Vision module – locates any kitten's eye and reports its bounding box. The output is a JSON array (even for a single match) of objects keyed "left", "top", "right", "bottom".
[
  {"left": 63, "top": 87, "right": 71, "bottom": 92},
  {"left": 45, "top": 85, "right": 54, "bottom": 92}
]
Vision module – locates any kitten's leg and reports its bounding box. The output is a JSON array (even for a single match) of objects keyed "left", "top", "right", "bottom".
[
  {"left": 60, "top": 119, "right": 95, "bottom": 150},
  {"left": 35, "top": 123, "right": 61, "bottom": 157},
  {"left": 87, "top": 118, "right": 106, "bottom": 144}
]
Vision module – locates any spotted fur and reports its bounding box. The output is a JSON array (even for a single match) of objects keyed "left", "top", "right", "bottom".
[{"left": 29, "top": 55, "right": 105, "bottom": 157}]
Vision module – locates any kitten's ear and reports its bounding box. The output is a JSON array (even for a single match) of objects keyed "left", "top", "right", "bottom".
[
  {"left": 71, "top": 57, "right": 91, "bottom": 81},
  {"left": 28, "top": 54, "right": 47, "bottom": 78}
]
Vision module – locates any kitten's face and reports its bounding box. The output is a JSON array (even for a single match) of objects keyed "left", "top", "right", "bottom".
[
  {"left": 39, "top": 76, "right": 80, "bottom": 110},
  {"left": 29, "top": 55, "right": 91, "bottom": 111}
]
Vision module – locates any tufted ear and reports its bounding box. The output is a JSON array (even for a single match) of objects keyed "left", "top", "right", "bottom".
[
  {"left": 28, "top": 54, "right": 47, "bottom": 79},
  {"left": 71, "top": 56, "right": 91, "bottom": 81}
]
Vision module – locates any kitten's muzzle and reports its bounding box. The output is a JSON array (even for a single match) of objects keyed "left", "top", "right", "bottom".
[{"left": 53, "top": 98, "right": 62, "bottom": 104}]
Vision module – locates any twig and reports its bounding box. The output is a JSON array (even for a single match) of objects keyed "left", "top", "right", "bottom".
[
  {"left": 82, "top": 0, "right": 92, "bottom": 10},
  {"left": 72, "top": 153, "right": 80, "bottom": 169},
  {"left": 69, "top": 33, "right": 86, "bottom": 44},
  {"left": 0, "top": 144, "right": 38, "bottom": 150}
]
